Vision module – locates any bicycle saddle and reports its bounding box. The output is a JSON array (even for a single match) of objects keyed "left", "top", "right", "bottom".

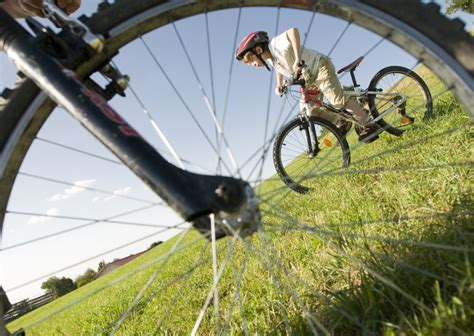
[{"left": 337, "top": 56, "right": 364, "bottom": 74}]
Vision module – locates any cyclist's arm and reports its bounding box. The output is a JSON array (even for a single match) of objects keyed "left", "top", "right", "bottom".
[
  {"left": 285, "top": 27, "right": 302, "bottom": 73},
  {"left": 276, "top": 71, "right": 283, "bottom": 87},
  {"left": 275, "top": 71, "right": 284, "bottom": 96},
  {"left": 0, "top": 0, "right": 81, "bottom": 18}
]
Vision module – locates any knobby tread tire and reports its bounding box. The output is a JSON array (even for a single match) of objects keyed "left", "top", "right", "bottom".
[
  {"left": 273, "top": 116, "right": 350, "bottom": 194},
  {"left": 359, "top": 0, "right": 473, "bottom": 76}
]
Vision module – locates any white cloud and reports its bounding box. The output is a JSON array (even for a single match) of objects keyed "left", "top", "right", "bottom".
[
  {"left": 104, "top": 186, "right": 132, "bottom": 202},
  {"left": 64, "top": 185, "right": 85, "bottom": 195},
  {"left": 47, "top": 208, "right": 60, "bottom": 216},
  {"left": 28, "top": 208, "right": 60, "bottom": 224},
  {"left": 113, "top": 186, "right": 132, "bottom": 196},
  {"left": 48, "top": 194, "right": 70, "bottom": 201},
  {"left": 48, "top": 179, "right": 96, "bottom": 201}
]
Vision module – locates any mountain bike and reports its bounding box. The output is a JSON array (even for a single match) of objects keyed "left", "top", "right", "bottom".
[
  {"left": 273, "top": 57, "right": 432, "bottom": 193},
  {"left": 0, "top": 0, "right": 472, "bottom": 335}
]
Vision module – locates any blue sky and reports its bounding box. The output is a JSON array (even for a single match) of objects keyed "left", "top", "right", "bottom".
[{"left": 0, "top": 1, "right": 472, "bottom": 303}]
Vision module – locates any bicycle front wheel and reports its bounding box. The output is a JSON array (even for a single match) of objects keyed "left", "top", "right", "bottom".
[
  {"left": 1, "top": 0, "right": 473, "bottom": 334},
  {"left": 368, "top": 66, "right": 433, "bottom": 136},
  {"left": 273, "top": 117, "right": 350, "bottom": 194}
]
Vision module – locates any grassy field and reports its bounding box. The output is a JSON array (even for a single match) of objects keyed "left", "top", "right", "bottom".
[{"left": 8, "top": 69, "right": 473, "bottom": 335}]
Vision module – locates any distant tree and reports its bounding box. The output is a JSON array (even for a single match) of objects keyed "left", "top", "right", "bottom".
[
  {"left": 75, "top": 268, "right": 97, "bottom": 288},
  {"left": 41, "top": 276, "right": 77, "bottom": 298},
  {"left": 446, "top": 0, "right": 474, "bottom": 14},
  {"left": 97, "top": 260, "right": 106, "bottom": 273},
  {"left": 148, "top": 241, "right": 163, "bottom": 249}
]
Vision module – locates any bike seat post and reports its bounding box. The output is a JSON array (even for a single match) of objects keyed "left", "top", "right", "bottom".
[{"left": 350, "top": 69, "right": 360, "bottom": 87}]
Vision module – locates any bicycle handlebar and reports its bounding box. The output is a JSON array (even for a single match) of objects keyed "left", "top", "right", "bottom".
[{"left": 281, "top": 60, "right": 307, "bottom": 96}]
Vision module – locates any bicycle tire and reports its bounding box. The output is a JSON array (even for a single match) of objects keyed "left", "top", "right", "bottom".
[
  {"left": 367, "top": 66, "right": 433, "bottom": 136},
  {"left": 273, "top": 116, "right": 350, "bottom": 194},
  {"left": 0, "top": 0, "right": 473, "bottom": 334}
]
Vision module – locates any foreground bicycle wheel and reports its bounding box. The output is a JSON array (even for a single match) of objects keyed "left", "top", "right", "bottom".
[
  {"left": 368, "top": 66, "right": 433, "bottom": 136},
  {"left": 1, "top": 0, "right": 473, "bottom": 334},
  {"left": 273, "top": 116, "right": 350, "bottom": 194}
]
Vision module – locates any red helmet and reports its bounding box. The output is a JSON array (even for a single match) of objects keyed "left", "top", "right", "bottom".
[{"left": 235, "top": 31, "right": 269, "bottom": 61}]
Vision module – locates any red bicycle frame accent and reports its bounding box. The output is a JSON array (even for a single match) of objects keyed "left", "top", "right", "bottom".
[{"left": 299, "top": 87, "right": 322, "bottom": 105}]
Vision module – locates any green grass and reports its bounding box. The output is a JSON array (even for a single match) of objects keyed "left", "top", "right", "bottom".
[{"left": 8, "top": 70, "right": 473, "bottom": 335}]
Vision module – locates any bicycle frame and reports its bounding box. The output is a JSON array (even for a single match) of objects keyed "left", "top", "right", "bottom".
[
  {"left": 0, "top": 10, "right": 259, "bottom": 238},
  {"left": 344, "top": 88, "right": 408, "bottom": 123},
  {"left": 300, "top": 85, "right": 408, "bottom": 126}
]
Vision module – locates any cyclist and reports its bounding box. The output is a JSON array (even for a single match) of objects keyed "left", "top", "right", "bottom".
[
  {"left": 0, "top": 0, "right": 81, "bottom": 18},
  {"left": 236, "top": 28, "right": 380, "bottom": 142}
]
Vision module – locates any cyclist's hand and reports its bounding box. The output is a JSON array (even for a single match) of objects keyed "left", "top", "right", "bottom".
[
  {"left": 0, "top": 0, "right": 81, "bottom": 18},
  {"left": 56, "top": 0, "right": 81, "bottom": 15},
  {"left": 275, "top": 84, "right": 283, "bottom": 97},
  {"left": 292, "top": 60, "right": 303, "bottom": 76}
]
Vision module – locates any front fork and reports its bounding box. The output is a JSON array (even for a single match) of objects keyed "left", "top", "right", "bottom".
[{"left": 299, "top": 114, "right": 320, "bottom": 158}]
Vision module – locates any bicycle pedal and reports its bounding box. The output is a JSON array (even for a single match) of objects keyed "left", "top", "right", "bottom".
[{"left": 401, "top": 116, "right": 415, "bottom": 125}]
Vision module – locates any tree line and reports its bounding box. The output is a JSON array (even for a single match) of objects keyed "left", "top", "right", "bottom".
[
  {"left": 40, "top": 260, "right": 106, "bottom": 298},
  {"left": 40, "top": 241, "right": 162, "bottom": 299}
]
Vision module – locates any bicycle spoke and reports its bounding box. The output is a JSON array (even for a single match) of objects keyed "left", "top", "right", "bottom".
[
  {"left": 224, "top": 222, "right": 329, "bottom": 335},
  {"left": 257, "top": 201, "right": 470, "bottom": 333},
  {"left": 153, "top": 243, "right": 211, "bottom": 334},
  {"left": 191, "top": 233, "right": 239, "bottom": 335},
  {"left": 109, "top": 226, "right": 191, "bottom": 334},
  {"left": 171, "top": 21, "right": 241, "bottom": 178},
  {"left": 327, "top": 20, "right": 352, "bottom": 57},
  {"left": 126, "top": 80, "right": 186, "bottom": 169},
  {"left": 36, "top": 137, "right": 122, "bottom": 165},
  {"left": 138, "top": 35, "right": 234, "bottom": 176},
  {"left": 20, "top": 231, "right": 209, "bottom": 331},
  {"left": 2, "top": 205, "right": 161, "bottom": 251},
  {"left": 258, "top": 205, "right": 473, "bottom": 290},
  {"left": 5, "top": 221, "right": 190, "bottom": 293},
  {"left": 210, "top": 214, "right": 220, "bottom": 332},
  {"left": 219, "top": 4, "right": 243, "bottom": 174},
  {"left": 17, "top": 172, "right": 160, "bottom": 205},
  {"left": 256, "top": 6, "right": 281, "bottom": 187},
  {"left": 222, "top": 249, "right": 250, "bottom": 336},
  {"left": 261, "top": 89, "right": 467, "bottom": 199}
]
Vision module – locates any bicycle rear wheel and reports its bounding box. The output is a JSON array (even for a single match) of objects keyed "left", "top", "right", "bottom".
[
  {"left": 368, "top": 66, "right": 433, "bottom": 136},
  {"left": 273, "top": 116, "right": 350, "bottom": 194}
]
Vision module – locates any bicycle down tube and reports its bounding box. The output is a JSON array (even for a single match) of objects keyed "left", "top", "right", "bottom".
[{"left": 0, "top": 10, "right": 260, "bottom": 238}]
